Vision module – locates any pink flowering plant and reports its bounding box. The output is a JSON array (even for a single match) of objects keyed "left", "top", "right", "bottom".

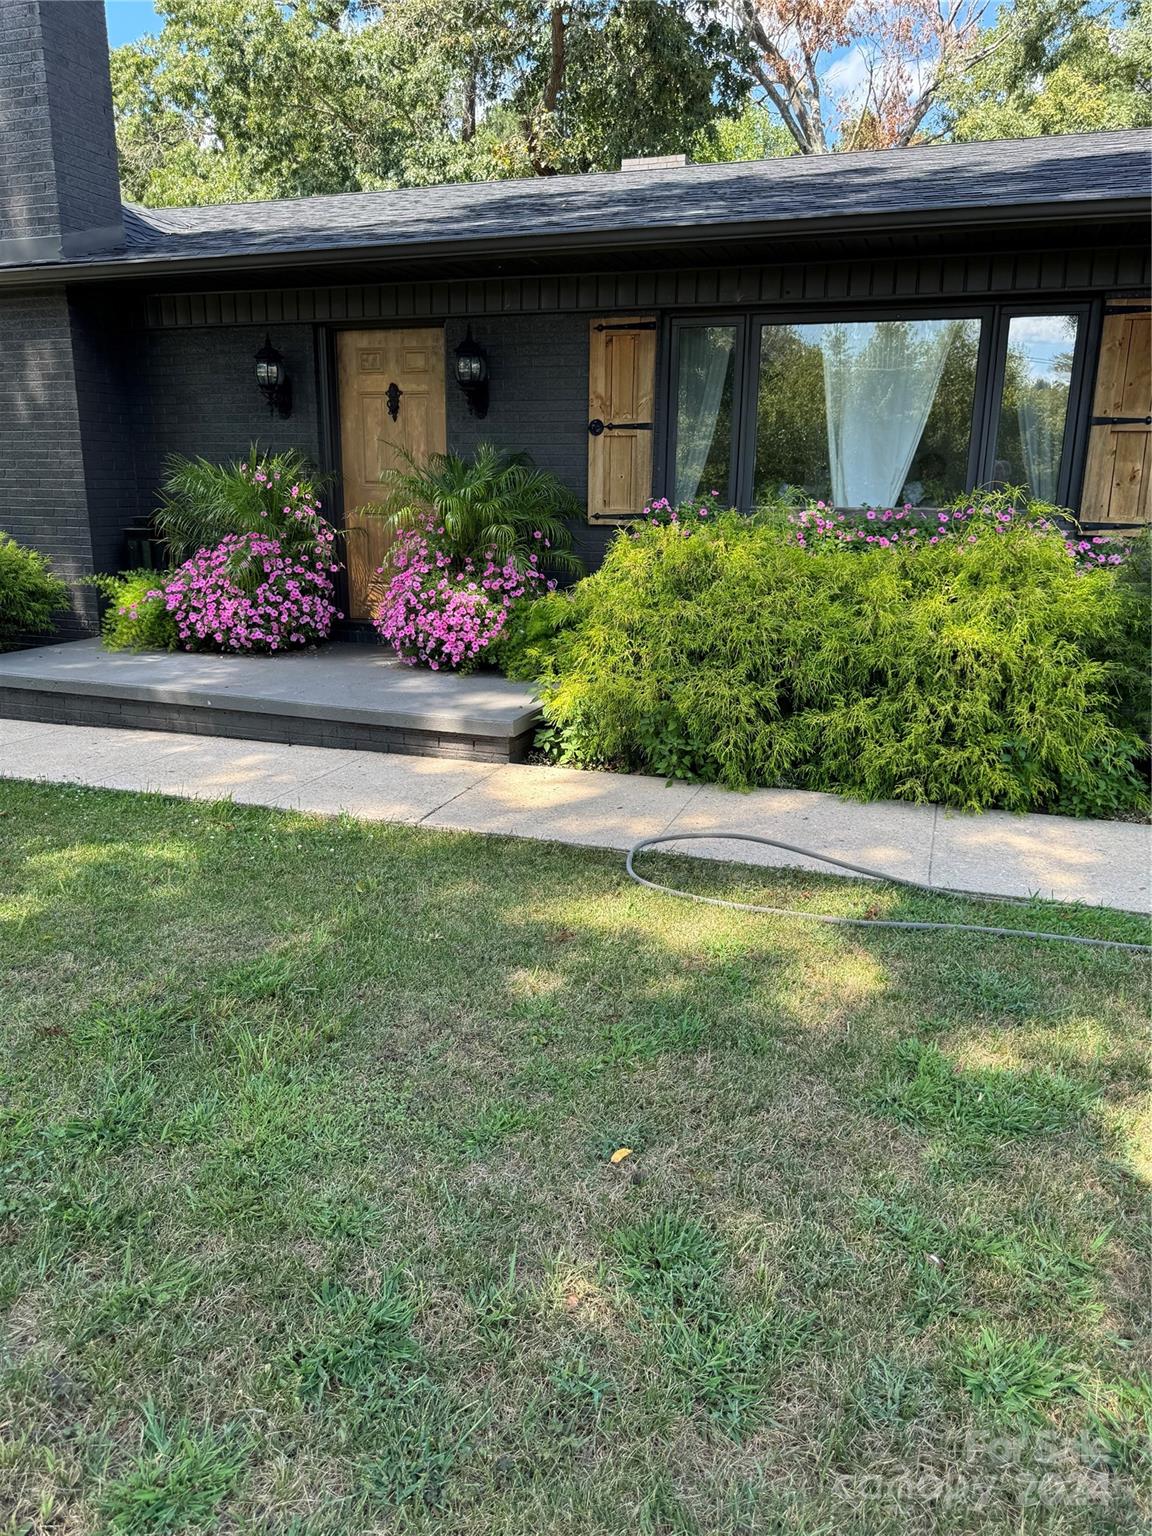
[
  {"left": 629, "top": 492, "right": 722, "bottom": 535},
  {"left": 374, "top": 514, "right": 554, "bottom": 670},
  {"left": 787, "top": 487, "right": 1131, "bottom": 571},
  {"left": 98, "top": 449, "right": 345, "bottom": 654},
  {"left": 156, "top": 525, "right": 342, "bottom": 653},
  {"left": 366, "top": 444, "right": 581, "bottom": 670}
]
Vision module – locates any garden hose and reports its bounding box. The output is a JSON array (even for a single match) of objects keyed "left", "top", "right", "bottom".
[{"left": 625, "top": 831, "right": 1152, "bottom": 953}]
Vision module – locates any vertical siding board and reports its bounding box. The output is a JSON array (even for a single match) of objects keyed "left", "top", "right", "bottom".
[
  {"left": 1064, "top": 252, "right": 1092, "bottom": 289},
  {"left": 941, "top": 258, "right": 965, "bottom": 294},
  {"left": 1013, "top": 255, "right": 1040, "bottom": 291},
  {"left": 869, "top": 262, "right": 897, "bottom": 299},
  {"left": 989, "top": 255, "right": 1014, "bottom": 293},
  {"left": 963, "top": 257, "right": 991, "bottom": 295},
  {"left": 674, "top": 271, "right": 697, "bottom": 305},
  {"left": 894, "top": 261, "right": 918, "bottom": 297},
  {"left": 1040, "top": 252, "right": 1067, "bottom": 290},
  {"left": 1116, "top": 249, "right": 1146, "bottom": 287}
]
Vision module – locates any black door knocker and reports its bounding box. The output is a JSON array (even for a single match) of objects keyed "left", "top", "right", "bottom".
[{"left": 386, "top": 382, "right": 403, "bottom": 421}]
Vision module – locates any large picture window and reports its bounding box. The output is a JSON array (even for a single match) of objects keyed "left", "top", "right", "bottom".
[
  {"left": 755, "top": 318, "right": 981, "bottom": 509},
  {"left": 666, "top": 305, "right": 1089, "bottom": 512}
]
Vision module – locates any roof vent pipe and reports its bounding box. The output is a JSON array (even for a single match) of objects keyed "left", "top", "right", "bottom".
[{"left": 619, "top": 154, "right": 689, "bottom": 172}]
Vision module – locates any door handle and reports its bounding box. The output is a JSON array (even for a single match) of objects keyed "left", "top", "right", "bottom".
[
  {"left": 588, "top": 418, "right": 652, "bottom": 435},
  {"left": 386, "top": 382, "right": 403, "bottom": 421}
]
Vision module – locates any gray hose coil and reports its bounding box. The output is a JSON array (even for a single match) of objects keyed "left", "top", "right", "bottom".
[{"left": 625, "top": 831, "right": 1152, "bottom": 953}]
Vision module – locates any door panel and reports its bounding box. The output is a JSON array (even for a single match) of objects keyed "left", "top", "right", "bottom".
[
  {"left": 587, "top": 316, "right": 656, "bottom": 522},
  {"left": 1080, "top": 302, "right": 1151, "bottom": 525},
  {"left": 337, "top": 327, "right": 447, "bottom": 619}
]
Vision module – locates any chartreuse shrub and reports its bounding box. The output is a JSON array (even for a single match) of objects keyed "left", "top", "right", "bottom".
[
  {"left": 0, "top": 530, "right": 69, "bottom": 647},
  {"left": 88, "top": 571, "right": 179, "bottom": 652},
  {"left": 521, "top": 511, "right": 1148, "bottom": 816}
]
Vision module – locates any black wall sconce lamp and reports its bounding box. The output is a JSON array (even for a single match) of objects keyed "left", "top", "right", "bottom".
[
  {"left": 453, "top": 325, "right": 489, "bottom": 418},
  {"left": 254, "top": 333, "right": 293, "bottom": 418}
]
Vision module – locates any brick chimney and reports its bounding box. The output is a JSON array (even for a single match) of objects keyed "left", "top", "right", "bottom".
[{"left": 0, "top": 0, "right": 124, "bottom": 264}]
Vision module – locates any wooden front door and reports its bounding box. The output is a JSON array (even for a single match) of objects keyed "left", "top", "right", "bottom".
[
  {"left": 1080, "top": 300, "right": 1151, "bottom": 525},
  {"left": 337, "top": 327, "right": 447, "bottom": 618},
  {"left": 587, "top": 316, "right": 656, "bottom": 523}
]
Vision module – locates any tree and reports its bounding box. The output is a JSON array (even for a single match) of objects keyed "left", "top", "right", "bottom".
[
  {"left": 939, "top": 0, "right": 1152, "bottom": 140},
  {"left": 729, "top": 0, "right": 1002, "bottom": 153},
  {"left": 692, "top": 100, "right": 797, "bottom": 162},
  {"left": 112, "top": 0, "right": 749, "bottom": 205}
]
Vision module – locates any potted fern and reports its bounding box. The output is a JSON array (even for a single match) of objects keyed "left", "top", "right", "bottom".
[{"left": 363, "top": 444, "right": 582, "bottom": 671}]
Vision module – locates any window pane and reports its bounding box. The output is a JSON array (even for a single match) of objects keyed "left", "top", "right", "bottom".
[
  {"left": 674, "top": 325, "right": 736, "bottom": 503},
  {"left": 754, "top": 318, "right": 981, "bottom": 508},
  {"left": 993, "top": 315, "right": 1079, "bottom": 503}
]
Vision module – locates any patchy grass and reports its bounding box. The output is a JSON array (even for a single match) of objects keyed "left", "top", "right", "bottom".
[{"left": 0, "top": 779, "right": 1149, "bottom": 1534}]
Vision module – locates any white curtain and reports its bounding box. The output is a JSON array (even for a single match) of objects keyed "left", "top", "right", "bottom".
[
  {"left": 674, "top": 327, "right": 733, "bottom": 503},
  {"left": 1018, "top": 387, "right": 1060, "bottom": 502},
  {"left": 821, "top": 321, "right": 959, "bottom": 508}
]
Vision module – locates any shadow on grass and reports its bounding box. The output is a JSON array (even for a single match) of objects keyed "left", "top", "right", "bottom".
[{"left": 0, "top": 780, "right": 1149, "bottom": 1532}]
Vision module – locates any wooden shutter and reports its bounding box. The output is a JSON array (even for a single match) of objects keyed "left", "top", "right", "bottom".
[
  {"left": 587, "top": 316, "right": 656, "bottom": 523},
  {"left": 1080, "top": 300, "right": 1151, "bottom": 525}
]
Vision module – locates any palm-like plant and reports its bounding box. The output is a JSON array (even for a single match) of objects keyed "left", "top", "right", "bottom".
[
  {"left": 154, "top": 448, "right": 332, "bottom": 562},
  {"left": 365, "top": 443, "right": 583, "bottom": 574}
]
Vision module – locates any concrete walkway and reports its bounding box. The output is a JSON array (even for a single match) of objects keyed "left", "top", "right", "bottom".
[{"left": 1, "top": 718, "right": 1148, "bottom": 914}]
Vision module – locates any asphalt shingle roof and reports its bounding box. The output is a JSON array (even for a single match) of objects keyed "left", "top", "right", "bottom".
[{"left": 13, "top": 130, "right": 1152, "bottom": 273}]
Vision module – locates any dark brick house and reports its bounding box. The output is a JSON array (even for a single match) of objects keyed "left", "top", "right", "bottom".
[{"left": 1, "top": 0, "right": 1149, "bottom": 636}]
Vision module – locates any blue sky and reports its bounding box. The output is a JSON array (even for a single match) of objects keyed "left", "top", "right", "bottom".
[{"left": 104, "top": 1, "right": 159, "bottom": 48}]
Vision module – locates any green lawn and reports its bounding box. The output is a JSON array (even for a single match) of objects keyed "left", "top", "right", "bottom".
[{"left": 0, "top": 780, "right": 1148, "bottom": 1535}]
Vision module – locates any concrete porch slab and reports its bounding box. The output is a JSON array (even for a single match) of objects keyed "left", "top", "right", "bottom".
[{"left": 0, "top": 640, "right": 541, "bottom": 762}]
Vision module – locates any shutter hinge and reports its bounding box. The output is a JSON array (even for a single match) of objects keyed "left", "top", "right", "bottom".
[
  {"left": 588, "top": 418, "right": 653, "bottom": 435},
  {"left": 1091, "top": 414, "right": 1152, "bottom": 426},
  {"left": 593, "top": 322, "right": 657, "bottom": 332}
]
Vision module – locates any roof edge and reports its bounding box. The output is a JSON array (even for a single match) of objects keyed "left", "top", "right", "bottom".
[{"left": 0, "top": 194, "right": 1148, "bottom": 289}]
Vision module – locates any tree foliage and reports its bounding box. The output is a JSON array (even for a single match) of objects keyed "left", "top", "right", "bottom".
[
  {"left": 111, "top": 1, "right": 1150, "bottom": 204},
  {"left": 939, "top": 0, "right": 1152, "bottom": 140},
  {"left": 113, "top": 0, "right": 748, "bottom": 205}
]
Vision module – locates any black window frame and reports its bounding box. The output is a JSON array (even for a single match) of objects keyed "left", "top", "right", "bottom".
[{"left": 660, "top": 300, "right": 1095, "bottom": 513}]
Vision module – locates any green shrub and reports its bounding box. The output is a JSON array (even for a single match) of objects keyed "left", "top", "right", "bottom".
[
  {"left": 529, "top": 512, "right": 1149, "bottom": 816},
  {"left": 490, "top": 589, "right": 576, "bottom": 681},
  {"left": 88, "top": 571, "right": 179, "bottom": 652},
  {"left": 0, "top": 531, "right": 69, "bottom": 648}
]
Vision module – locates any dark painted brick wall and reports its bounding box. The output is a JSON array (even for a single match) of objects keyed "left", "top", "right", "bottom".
[
  {"left": 0, "top": 0, "right": 56, "bottom": 242},
  {"left": 68, "top": 293, "right": 148, "bottom": 573},
  {"left": 444, "top": 315, "right": 617, "bottom": 570},
  {"left": 0, "top": 287, "right": 97, "bottom": 631},
  {"left": 37, "top": 1, "right": 121, "bottom": 243},
  {"left": 133, "top": 325, "right": 323, "bottom": 503},
  {"left": 0, "top": 0, "right": 121, "bottom": 252}
]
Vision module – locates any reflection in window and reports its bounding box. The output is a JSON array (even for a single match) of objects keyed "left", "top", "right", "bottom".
[
  {"left": 993, "top": 315, "right": 1079, "bottom": 502},
  {"left": 754, "top": 318, "right": 981, "bottom": 508},
  {"left": 674, "top": 326, "right": 736, "bottom": 503}
]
